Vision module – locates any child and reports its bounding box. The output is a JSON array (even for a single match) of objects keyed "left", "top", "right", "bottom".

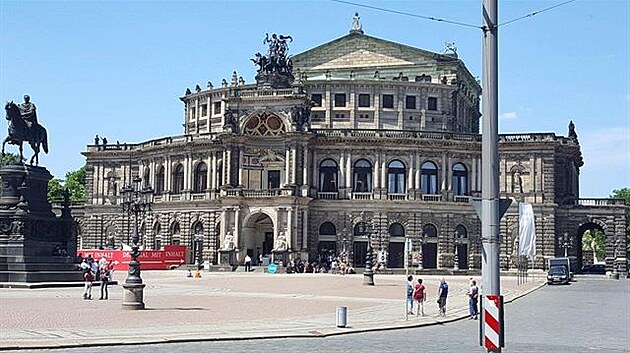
[{"left": 83, "top": 270, "right": 94, "bottom": 300}]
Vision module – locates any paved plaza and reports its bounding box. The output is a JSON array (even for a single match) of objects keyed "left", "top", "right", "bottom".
[{"left": 0, "top": 270, "right": 544, "bottom": 350}]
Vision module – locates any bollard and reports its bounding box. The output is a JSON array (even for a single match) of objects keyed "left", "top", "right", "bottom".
[{"left": 336, "top": 306, "right": 347, "bottom": 328}]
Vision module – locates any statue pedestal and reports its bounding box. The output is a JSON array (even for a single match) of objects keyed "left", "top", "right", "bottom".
[
  {"left": 122, "top": 283, "right": 146, "bottom": 310},
  {"left": 271, "top": 250, "right": 288, "bottom": 265},
  {"left": 217, "top": 249, "right": 235, "bottom": 272},
  {"left": 0, "top": 164, "right": 81, "bottom": 285}
]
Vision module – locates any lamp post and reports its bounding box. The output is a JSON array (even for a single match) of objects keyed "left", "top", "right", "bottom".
[
  {"left": 121, "top": 176, "right": 153, "bottom": 310},
  {"left": 360, "top": 212, "right": 374, "bottom": 286},
  {"left": 453, "top": 236, "right": 460, "bottom": 271},
  {"left": 561, "top": 232, "right": 572, "bottom": 258}
]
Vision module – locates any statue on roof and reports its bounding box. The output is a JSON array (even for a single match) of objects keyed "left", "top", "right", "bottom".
[
  {"left": 444, "top": 42, "right": 458, "bottom": 57},
  {"left": 252, "top": 33, "right": 295, "bottom": 88},
  {"left": 568, "top": 120, "right": 577, "bottom": 139},
  {"left": 350, "top": 12, "right": 363, "bottom": 34}
]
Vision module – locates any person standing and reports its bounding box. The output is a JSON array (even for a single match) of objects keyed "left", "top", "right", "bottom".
[
  {"left": 406, "top": 275, "right": 414, "bottom": 315},
  {"left": 413, "top": 278, "right": 426, "bottom": 316},
  {"left": 469, "top": 279, "right": 479, "bottom": 320},
  {"left": 83, "top": 269, "right": 94, "bottom": 300},
  {"left": 437, "top": 278, "right": 449, "bottom": 317},
  {"left": 99, "top": 264, "right": 110, "bottom": 300},
  {"left": 244, "top": 254, "right": 252, "bottom": 272}
]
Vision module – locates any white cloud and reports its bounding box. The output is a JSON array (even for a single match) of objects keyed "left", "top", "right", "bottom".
[{"left": 500, "top": 112, "right": 518, "bottom": 120}]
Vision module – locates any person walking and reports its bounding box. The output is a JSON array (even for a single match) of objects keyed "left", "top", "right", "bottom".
[
  {"left": 406, "top": 275, "right": 415, "bottom": 315},
  {"left": 244, "top": 254, "right": 252, "bottom": 272},
  {"left": 413, "top": 278, "right": 426, "bottom": 316},
  {"left": 437, "top": 278, "right": 449, "bottom": 317},
  {"left": 99, "top": 264, "right": 110, "bottom": 300},
  {"left": 469, "top": 279, "right": 479, "bottom": 319},
  {"left": 83, "top": 269, "right": 94, "bottom": 300}
]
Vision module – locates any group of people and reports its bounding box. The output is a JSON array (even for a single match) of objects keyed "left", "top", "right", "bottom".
[
  {"left": 79, "top": 255, "right": 114, "bottom": 300},
  {"left": 406, "top": 276, "right": 479, "bottom": 319}
]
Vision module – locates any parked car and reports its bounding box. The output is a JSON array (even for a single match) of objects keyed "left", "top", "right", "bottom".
[
  {"left": 581, "top": 264, "right": 606, "bottom": 274},
  {"left": 547, "top": 266, "right": 570, "bottom": 285}
]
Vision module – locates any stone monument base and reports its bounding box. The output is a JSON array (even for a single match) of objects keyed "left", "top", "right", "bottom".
[
  {"left": 217, "top": 249, "right": 236, "bottom": 272},
  {"left": 122, "top": 283, "right": 146, "bottom": 310}
]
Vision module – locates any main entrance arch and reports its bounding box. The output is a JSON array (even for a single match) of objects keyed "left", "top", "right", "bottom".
[
  {"left": 576, "top": 221, "right": 606, "bottom": 271},
  {"left": 242, "top": 211, "right": 275, "bottom": 265}
]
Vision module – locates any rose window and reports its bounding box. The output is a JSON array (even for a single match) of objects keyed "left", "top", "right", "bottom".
[{"left": 244, "top": 112, "right": 285, "bottom": 136}]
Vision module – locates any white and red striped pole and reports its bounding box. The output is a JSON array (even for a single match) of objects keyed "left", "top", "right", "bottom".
[{"left": 483, "top": 295, "right": 504, "bottom": 350}]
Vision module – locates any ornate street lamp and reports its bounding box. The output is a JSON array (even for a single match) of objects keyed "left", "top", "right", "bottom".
[
  {"left": 359, "top": 212, "right": 374, "bottom": 286},
  {"left": 453, "top": 235, "right": 460, "bottom": 271},
  {"left": 121, "top": 176, "right": 153, "bottom": 310},
  {"left": 561, "top": 232, "right": 572, "bottom": 258}
]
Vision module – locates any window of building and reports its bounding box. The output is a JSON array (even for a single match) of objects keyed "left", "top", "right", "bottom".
[
  {"left": 353, "top": 159, "right": 372, "bottom": 192},
  {"left": 452, "top": 163, "right": 468, "bottom": 196},
  {"left": 334, "top": 113, "right": 346, "bottom": 119},
  {"left": 172, "top": 164, "right": 184, "bottom": 194},
  {"left": 244, "top": 112, "right": 285, "bottom": 136},
  {"left": 319, "top": 159, "right": 338, "bottom": 192},
  {"left": 319, "top": 222, "right": 337, "bottom": 236},
  {"left": 358, "top": 94, "right": 371, "bottom": 107},
  {"left": 359, "top": 114, "right": 371, "bottom": 119},
  {"left": 405, "top": 96, "right": 416, "bottom": 109},
  {"left": 387, "top": 160, "right": 406, "bottom": 194},
  {"left": 455, "top": 225, "right": 467, "bottom": 239},
  {"left": 334, "top": 93, "right": 346, "bottom": 107},
  {"left": 143, "top": 168, "right": 151, "bottom": 189},
  {"left": 311, "top": 94, "right": 323, "bottom": 107},
  {"left": 389, "top": 223, "right": 405, "bottom": 237},
  {"left": 171, "top": 222, "right": 181, "bottom": 245},
  {"left": 193, "top": 162, "right": 207, "bottom": 193},
  {"left": 189, "top": 107, "right": 196, "bottom": 119},
  {"left": 382, "top": 94, "right": 394, "bottom": 109},
  {"left": 420, "top": 161, "right": 439, "bottom": 194},
  {"left": 423, "top": 224, "right": 437, "bottom": 237},
  {"left": 155, "top": 166, "right": 165, "bottom": 195},
  {"left": 213, "top": 102, "right": 222, "bottom": 115},
  {"left": 200, "top": 104, "right": 208, "bottom": 117},
  {"left": 268, "top": 170, "right": 280, "bottom": 189},
  {"left": 427, "top": 97, "right": 438, "bottom": 111}
]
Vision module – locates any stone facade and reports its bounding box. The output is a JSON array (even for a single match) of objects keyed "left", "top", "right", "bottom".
[{"left": 78, "top": 29, "right": 626, "bottom": 273}]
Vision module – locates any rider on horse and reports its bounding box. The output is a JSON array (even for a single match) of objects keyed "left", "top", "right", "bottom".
[{"left": 19, "top": 95, "right": 37, "bottom": 141}]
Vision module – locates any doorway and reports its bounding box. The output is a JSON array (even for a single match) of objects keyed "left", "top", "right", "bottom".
[
  {"left": 457, "top": 243, "right": 468, "bottom": 269},
  {"left": 422, "top": 243, "right": 437, "bottom": 269},
  {"left": 388, "top": 242, "right": 404, "bottom": 268},
  {"left": 353, "top": 241, "right": 367, "bottom": 267}
]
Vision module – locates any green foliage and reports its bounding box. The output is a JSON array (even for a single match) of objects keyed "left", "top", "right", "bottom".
[
  {"left": 582, "top": 229, "right": 606, "bottom": 262},
  {"left": 47, "top": 166, "right": 86, "bottom": 202},
  {"left": 611, "top": 188, "right": 630, "bottom": 252},
  {"left": 0, "top": 152, "right": 20, "bottom": 165}
]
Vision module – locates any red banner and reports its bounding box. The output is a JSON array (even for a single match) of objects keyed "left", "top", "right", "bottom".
[{"left": 77, "top": 245, "right": 187, "bottom": 270}]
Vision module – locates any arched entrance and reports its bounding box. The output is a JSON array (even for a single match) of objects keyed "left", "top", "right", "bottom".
[
  {"left": 243, "top": 212, "right": 275, "bottom": 265},
  {"left": 387, "top": 222, "right": 405, "bottom": 268},
  {"left": 577, "top": 222, "right": 606, "bottom": 272},
  {"left": 422, "top": 224, "right": 438, "bottom": 269}
]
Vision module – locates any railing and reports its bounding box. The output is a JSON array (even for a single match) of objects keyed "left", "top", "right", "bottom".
[
  {"left": 242, "top": 190, "right": 278, "bottom": 198},
  {"left": 387, "top": 193, "right": 407, "bottom": 201},
  {"left": 454, "top": 195, "right": 470, "bottom": 203},
  {"left": 352, "top": 192, "right": 373, "bottom": 200},
  {"left": 191, "top": 193, "right": 206, "bottom": 200},
  {"left": 577, "top": 198, "right": 625, "bottom": 206},
  {"left": 312, "top": 129, "right": 480, "bottom": 142},
  {"left": 170, "top": 194, "right": 181, "bottom": 201},
  {"left": 317, "top": 192, "right": 338, "bottom": 200},
  {"left": 422, "top": 194, "right": 442, "bottom": 202},
  {"left": 238, "top": 88, "right": 295, "bottom": 98},
  {"left": 153, "top": 195, "right": 163, "bottom": 202}
]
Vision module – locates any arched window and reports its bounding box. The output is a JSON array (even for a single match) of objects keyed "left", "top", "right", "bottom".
[
  {"left": 155, "top": 166, "right": 165, "bottom": 195},
  {"left": 319, "top": 222, "right": 337, "bottom": 236},
  {"left": 455, "top": 225, "right": 467, "bottom": 239},
  {"left": 319, "top": 159, "right": 339, "bottom": 192},
  {"left": 171, "top": 222, "right": 181, "bottom": 245},
  {"left": 421, "top": 161, "right": 439, "bottom": 194},
  {"left": 353, "top": 159, "right": 372, "bottom": 192},
  {"left": 194, "top": 222, "right": 204, "bottom": 235},
  {"left": 452, "top": 163, "right": 468, "bottom": 196},
  {"left": 389, "top": 223, "right": 405, "bottom": 237},
  {"left": 172, "top": 164, "right": 184, "bottom": 194},
  {"left": 193, "top": 162, "right": 208, "bottom": 193},
  {"left": 423, "top": 224, "right": 437, "bottom": 238},
  {"left": 387, "top": 160, "right": 406, "bottom": 194},
  {"left": 153, "top": 222, "right": 162, "bottom": 250},
  {"left": 244, "top": 112, "right": 286, "bottom": 136}
]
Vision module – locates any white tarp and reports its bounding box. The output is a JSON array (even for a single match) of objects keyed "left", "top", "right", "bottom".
[{"left": 518, "top": 202, "right": 536, "bottom": 260}]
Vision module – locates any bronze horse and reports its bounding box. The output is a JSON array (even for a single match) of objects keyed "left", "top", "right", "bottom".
[{"left": 2, "top": 101, "right": 48, "bottom": 165}]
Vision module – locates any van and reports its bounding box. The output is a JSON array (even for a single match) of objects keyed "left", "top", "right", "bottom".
[
  {"left": 548, "top": 257, "right": 574, "bottom": 281},
  {"left": 547, "top": 266, "right": 570, "bottom": 285}
]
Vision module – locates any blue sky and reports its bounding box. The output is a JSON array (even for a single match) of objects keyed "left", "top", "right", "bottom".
[{"left": 1, "top": 0, "right": 628, "bottom": 197}]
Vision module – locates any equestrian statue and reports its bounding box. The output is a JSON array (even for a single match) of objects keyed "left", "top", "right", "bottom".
[{"left": 2, "top": 95, "right": 49, "bottom": 165}]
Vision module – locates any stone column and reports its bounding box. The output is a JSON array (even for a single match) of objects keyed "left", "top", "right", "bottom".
[
  {"left": 285, "top": 147, "right": 290, "bottom": 185},
  {"left": 339, "top": 150, "right": 345, "bottom": 189},
  {"left": 346, "top": 152, "right": 352, "bottom": 190},
  {"left": 380, "top": 159, "right": 386, "bottom": 189},
  {"left": 287, "top": 207, "right": 293, "bottom": 250},
  {"left": 211, "top": 152, "right": 218, "bottom": 190},
  {"left": 302, "top": 209, "right": 308, "bottom": 250},
  {"left": 234, "top": 207, "right": 240, "bottom": 249},
  {"left": 302, "top": 146, "right": 309, "bottom": 187},
  {"left": 238, "top": 149, "right": 244, "bottom": 186},
  {"left": 225, "top": 149, "right": 232, "bottom": 186},
  {"left": 291, "top": 145, "right": 297, "bottom": 184}
]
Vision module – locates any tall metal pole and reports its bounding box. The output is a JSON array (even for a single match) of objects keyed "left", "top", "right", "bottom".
[{"left": 482, "top": 0, "right": 501, "bottom": 352}]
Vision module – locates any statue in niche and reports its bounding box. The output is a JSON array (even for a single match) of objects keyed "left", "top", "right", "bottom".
[
  {"left": 275, "top": 231, "right": 287, "bottom": 251},
  {"left": 290, "top": 105, "right": 311, "bottom": 131},
  {"left": 512, "top": 171, "right": 523, "bottom": 193},
  {"left": 223, "top": 232, "right": 235, "bottom": 250},
  {"left": 223, "top": 109, "right": 239, "bottom": 133}
]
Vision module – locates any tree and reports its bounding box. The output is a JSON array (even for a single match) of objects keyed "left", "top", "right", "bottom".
[
  {"left": 47, "top": 166, "right": 86, "bottom": 202},
  {"left": 611, "top": 188, "right": 630, "bottom": 252},
  {"left": 582, "top": 229, "right": 605, "bottom": 262},
  {"left": 0, "top": 152, "right": 20, "bottom": 165}
]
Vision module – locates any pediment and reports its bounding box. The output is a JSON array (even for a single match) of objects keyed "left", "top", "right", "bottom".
[{"left": 312, "top": 49, "right": 414, "bottom": 70}]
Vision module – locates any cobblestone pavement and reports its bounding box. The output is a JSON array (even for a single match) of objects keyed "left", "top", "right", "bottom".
[{"left": 0, "top": 270, "right": 544, "bottom": 350}]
